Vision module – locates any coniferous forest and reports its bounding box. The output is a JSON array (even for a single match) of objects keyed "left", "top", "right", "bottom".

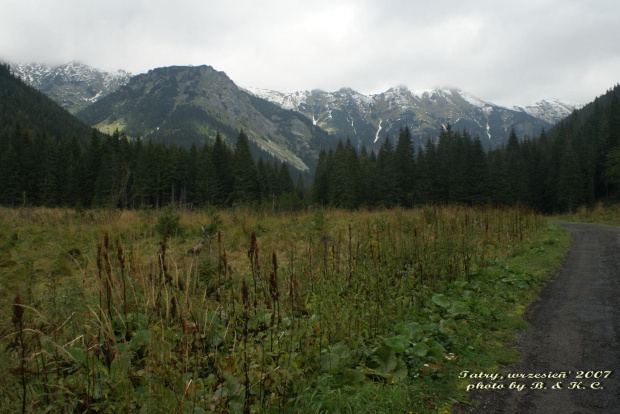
[
  {"left": 0, "top": 64, "right": 304, "bottom": 210},
  {"left": 312, "top": 98, "right": 620, "bottom": 214},
  {"left": 2, "top": 60, "right": 620, "bottom": 213},
  {"left": 0, "top": 126, "right": 304, "bottom": 210}
]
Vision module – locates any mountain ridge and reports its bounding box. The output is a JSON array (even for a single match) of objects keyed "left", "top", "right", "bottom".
[
  {"left": 244, "top": 85, "right": 580, "bottom": 149},
  {"left": 7, "top": 61, "right": 579, "bottom": 130},
  {"left": 4, "top": 60, "right": 582, "bottom": 166},
  {"left": 5, "top": 61, "right": 131, "bottom": 113},
  {"left": 75, "top": 65, "right": 333, "bottom": 172}
]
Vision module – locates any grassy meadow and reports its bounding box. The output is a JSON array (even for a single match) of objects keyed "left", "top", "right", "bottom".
[{"left": 0, "top": 205, "right": 569, "bottom": 413}]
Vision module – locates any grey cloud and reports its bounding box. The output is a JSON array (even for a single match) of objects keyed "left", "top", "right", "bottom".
[{"left": 1, "top": 0, "right": 619, "bottom": 106}]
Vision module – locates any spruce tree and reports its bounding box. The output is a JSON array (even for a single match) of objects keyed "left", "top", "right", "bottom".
[
  {"left": 196, "top": 142, "right": 216, "bottom": 206},
  {"left": 467, "top": 136, "right": 489, "bottom": 204},
  {"left": 256, "top": 158, "right": 269, "bottom": 200},
  {"left": 312, "top": 149, "right": 330, "bottom": 205},
  {"left": 328, "top": 139, "right": 358, "bottom": 208},
  {"left": 505, "top": 128, "right": 528, "bottom": 205},
  {"left": 295, "top": 173, "right": 306, "bottom": 203},
  {"left": 557, "top": 137, "right": 582, "bottom": 211},
  {"left": 394, "top": 126, "right": 415, "bottom": 205},
  {"left": 377, "top": 135, "right": 396, "bottom": 206},
  {"left": 232, "top": 130, "right": 260, "bottom": 204},
  {"left": 211, "top": 132, "right": 234, "bottom": 206},
  {"left": 278, "top": 163, "right": 295, "bottom": 195}
]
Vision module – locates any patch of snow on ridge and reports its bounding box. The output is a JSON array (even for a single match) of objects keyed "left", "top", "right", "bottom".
[
  {"left": 244, "top": 87, "right": 309, "bottom": 111},
  {"left": 456, "top": 90, "right": 492, "bottom": 109},
  {"left": 374, "top": 119, "right": 383, "bottom": 143},
  {"left": 7, "top": 61, "right": 131, "bottom": 91},
  {"left": 88, "top": 90, "right": 103, "bottom": 102},
  {"left": 516, "top": 99, "right": 582, "bottom": 125}
]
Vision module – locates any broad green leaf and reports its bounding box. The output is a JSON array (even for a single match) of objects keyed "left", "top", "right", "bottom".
[
  {"left": 432, "top": 293, "right": 451, "bottom": 308},
  {"left": 331, "top": 343, "right": 350, "bottom": 359},
  {"left": 110, "top": 350, "right": 132, "bottom": 382},
  {"left": 425, "top": 338, "right": 447, "bottom": 353},
  {"left": 382, "top": 335, "right": 409, "bottom": 354},
  {"left": 223, "top": 373, "right": 242, "bottom": 393},
  {"left": 394, "top": 322, "right": 422, "bottom": 342},
  {"left": 426, "top": 346, "right": 445, "bottom": 363},
  {"left": 454, "top": 279, "right": 468, "bottom": 288},
  {"left": 208, "top": 332, "right": 223, "bottom": 348},
  {"left": 391, "top": 358, "right": 408, "bottom": 383},
  {"left": 372, "top": 346, "right": 397, "bottom": 376},
  {"left": 320, "top": 352, "right": 340, "bottom": 373},
  {"left": 411, "top": 342, "right": 429, "bottom": 357},
  {"left": 516, "top": 281, "right": 529, "bottom": 289},
  {"left": 448, "top": 301, "right": 470, "bottom": 316},
  {"left": 127, "top": 312, "right": 148, "bottom": 330},
  {"left": 258, "top": 311, "right": 272, "bottom": 325}
]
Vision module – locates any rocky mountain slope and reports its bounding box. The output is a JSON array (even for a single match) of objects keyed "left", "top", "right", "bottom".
[
  {"left": 245, "top": 86, "right": 580, "bottom": 149},
  {"left": 6, "top": 61, "right": 131, "bottom": 113},
  {"left": 0, "top": 62, "right": 97, "bottom": 141},
  {"left": 76, "top": 65, "right": 331, "bottom": 172}
]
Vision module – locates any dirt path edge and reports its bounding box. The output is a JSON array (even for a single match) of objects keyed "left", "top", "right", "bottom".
[{"left": 453, "top": 222, "right": 620, "bottom": 414}]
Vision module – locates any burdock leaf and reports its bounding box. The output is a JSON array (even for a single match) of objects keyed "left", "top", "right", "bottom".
[
  {"left": 331, "top": 342, "right": 350, "bottom": 359},
  {"left": 411, "top": 342, "right": 429, "bottom": 357},
  {"left": 426, "top": 346, "right": 445, "bottom": 363},
  {"left": 391, "top": 358, "right": 408, "bottom": 382},
  {"left": 432, "top": 293, "right": 451, "bottom": 308},
  {"left": 394, "top": 322, "right": 422, "bottom": 342},
  {"left": 320, "top": 352, "right": 340, "bottom": 373},
  {"left": 371, "top": 346, "right": 397, "bottom": 376},
  {"left": 383, "top": 335, "right": 409, "bottom": 354}
]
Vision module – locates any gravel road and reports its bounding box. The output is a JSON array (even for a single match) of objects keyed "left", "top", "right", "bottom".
[{"left": 455, "top": 222, "right": 620, "bottom": 414}]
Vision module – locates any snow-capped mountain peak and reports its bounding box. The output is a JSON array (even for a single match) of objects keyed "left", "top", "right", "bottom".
[
  {"left": 243, "top": 86, "right": 311, "bottom": 111},
  {"left": 5, "top": 61, "right": 131, "bottom": 112},
  {"left": 245, "top": 85, "right": 580, "bottom": 149},
  {"left": 3, "top": 58, "right": 581, "bottom": 150}
]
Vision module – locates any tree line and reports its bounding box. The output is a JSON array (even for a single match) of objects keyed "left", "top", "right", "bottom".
[
  {"left": 0, "top": 126, "right": 306, "bottom": 210},
  {"left": 312, "top": 85, "right": 620, "bottom": 213}
]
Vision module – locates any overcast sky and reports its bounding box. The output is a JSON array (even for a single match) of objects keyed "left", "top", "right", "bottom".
[{"left": 1, "top": 0, "right": 619, "bottom": 106}]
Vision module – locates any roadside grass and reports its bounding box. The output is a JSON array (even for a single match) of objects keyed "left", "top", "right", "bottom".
[
  {"left": 553, "top": 202, "right": 620, "bottom": 226},
  {"left": 297, "top": 222, "right": 571, "bottom": 413},
  {"left": 0, "top": 206, "right": 570, "bottom": 413}
]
